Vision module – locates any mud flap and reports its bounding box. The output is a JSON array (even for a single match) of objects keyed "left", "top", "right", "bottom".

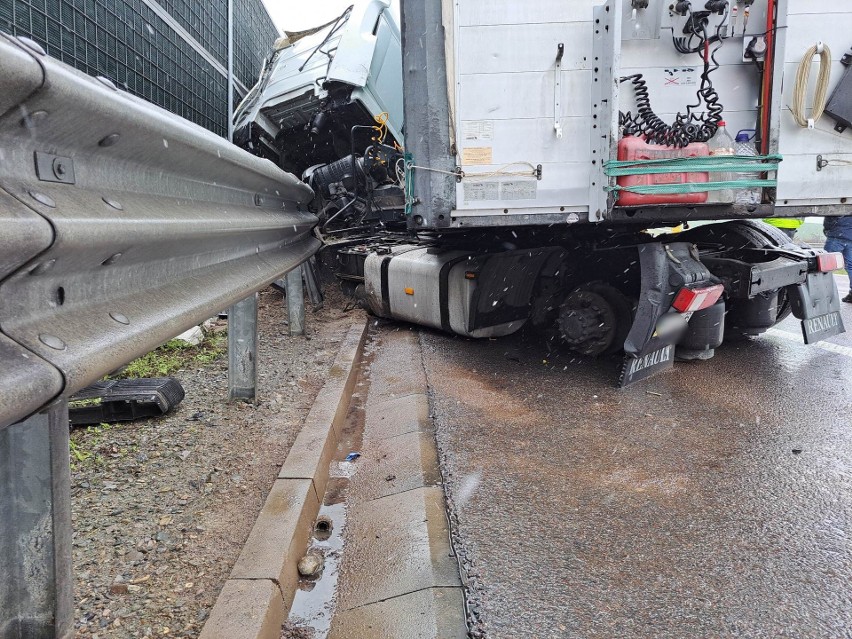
[
  {"left": 619, "top": 342, "right": 676, "bottom": 386},
  {"left": 788, "top": 272, "right": 846, "bottom": 344},
  {"left": 618, "top": 242, "right": 714, "bottom": 387},
  {"left": 69, "top": 377, "right": 185, "bottom": 426}
]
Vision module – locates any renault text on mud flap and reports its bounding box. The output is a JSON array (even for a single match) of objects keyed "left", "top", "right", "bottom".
[
  {"left": 620, "top": 345, "right": 675, "bottom": 386},
  {"left": 628, "top": 345, "right": 673, "bottom": 375},
  {"left": 802, "top": 311, "right": 845, "bottom": 344},
  {"left": 806, "top": 313, "right": 840, "bottom": 334}
]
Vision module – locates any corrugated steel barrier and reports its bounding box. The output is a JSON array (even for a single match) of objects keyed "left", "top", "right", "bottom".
[{"left": 0, "top": 33, "right": 320, "bottom": 429}]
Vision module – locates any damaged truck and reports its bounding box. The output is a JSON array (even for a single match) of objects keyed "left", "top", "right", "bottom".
[{"left": 234, "top": 0, "right": 850, "bottom": 385}]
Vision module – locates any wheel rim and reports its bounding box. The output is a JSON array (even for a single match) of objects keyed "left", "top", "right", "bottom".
[{"left": 558, "top": 290, "right": 618, "bottom": 356}]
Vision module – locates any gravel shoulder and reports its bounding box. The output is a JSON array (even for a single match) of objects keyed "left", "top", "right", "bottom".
[{"left": 70, "top": 284, "right": 363, "bottom": 639}]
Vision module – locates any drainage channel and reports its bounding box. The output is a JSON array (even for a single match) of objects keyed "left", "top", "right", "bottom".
[{"left": 284, "top": 333, "right": 375, "bottom": 637}]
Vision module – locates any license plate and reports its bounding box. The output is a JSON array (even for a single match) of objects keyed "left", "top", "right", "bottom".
[
  {"left": 619, "top": 344, "right": 675, "bottom": 387},
  {"left": 801, "top": 310, "right": 845, "bottom": 344}
]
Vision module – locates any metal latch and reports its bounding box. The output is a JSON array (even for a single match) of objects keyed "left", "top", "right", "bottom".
[
  {"left": 554, "top": 43, "right": 564, "bottom": 139},
  {"left": 34, "top": 151, "right": 75, "bottom": 184}
]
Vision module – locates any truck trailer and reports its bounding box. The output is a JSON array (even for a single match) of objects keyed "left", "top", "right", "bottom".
[{"left": 234, "top": 0, "right": 851, "bottom": 385}]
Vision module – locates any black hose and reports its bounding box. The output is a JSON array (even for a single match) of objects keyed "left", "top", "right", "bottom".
[
  {"left": 349, "top": 125, "right": 376, "bottom": 203},
  {"left": 621, "top": 74, "right": 693, "bottom": 146},
  {"left": 620, "top": 6, "right": 728, "bottom": 147}
]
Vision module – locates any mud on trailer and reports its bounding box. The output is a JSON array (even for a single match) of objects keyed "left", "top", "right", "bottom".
[{"left": 234, "top": 0, "right": 851, "bottom": 385}]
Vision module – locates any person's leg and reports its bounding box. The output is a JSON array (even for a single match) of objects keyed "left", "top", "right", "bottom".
[
  {"left": 824, "top": 237, "right": 843, "bottom": 255},
  {"left": 843, "top": 241, "right": 852, "bottom": 295},
  {"left": 782, "top": 227, "right": 797, "bottom": 239}
]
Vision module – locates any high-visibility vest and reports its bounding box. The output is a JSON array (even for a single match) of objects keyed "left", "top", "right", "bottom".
[{"left": 763, "top": 217, "right": 804, "bottom": 229}]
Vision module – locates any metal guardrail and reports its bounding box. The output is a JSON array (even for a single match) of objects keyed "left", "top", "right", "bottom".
[
  {"left": 0, "top": 34, "right": 321, "bottom": 429},
  {"left": 0, "top": 33, "right": 322, "bottom": 638}
]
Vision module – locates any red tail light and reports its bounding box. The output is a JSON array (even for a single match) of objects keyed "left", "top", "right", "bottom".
[
  {"left": 672, "top": 284, "right": 724, "bottom": 313},
  {"left": 817, "top": 252, "right": 844, "bottom": 273}
]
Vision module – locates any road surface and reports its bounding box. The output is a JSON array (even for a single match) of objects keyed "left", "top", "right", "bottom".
[{"left": 418, "top": 277, "right": 852, "bottom": 639}]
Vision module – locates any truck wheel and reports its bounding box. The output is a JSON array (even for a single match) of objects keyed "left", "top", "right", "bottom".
[
  {"left": 677, "top": 220, "right": 793, "bottom": 333},
  {"left": 776, "top": 288, "right": 793, "bottom": 323},
  {"left": 557, "top": 282, "right": 633, "bottom": 356},
  {"left": 680, "top": 219, "right": 796, "bottom": 249},
  {"left": 719, "top": 221, "right": 793, "bottom": 325}
]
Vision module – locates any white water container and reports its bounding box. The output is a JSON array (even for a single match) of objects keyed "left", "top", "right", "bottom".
[
  {"left": 707, "top": 121, "right": 734, "bottom": 204},
  {"left": 735, "top": 130, "right": 761, "bottom": 206}
]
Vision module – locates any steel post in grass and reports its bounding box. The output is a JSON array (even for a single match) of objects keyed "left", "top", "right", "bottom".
[
  {"left": 228, "top": 293, "right": 258, "bottom": 400},
  {"left": 287, "top": 266, "right": 306, "bottom": 336},
  {"left": 0, "top": 401, "right": 73, "bottom": 639}
]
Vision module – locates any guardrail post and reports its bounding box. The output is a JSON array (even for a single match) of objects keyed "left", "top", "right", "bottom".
[
  {"left": 303, "top": 257, "right": 324, "bottom": 308},
  {"left": 286, "top": 266, "right": 305, "bottom": 336},
  {"left": 228, "top": 293, "right": 258, "bottom": 400},
  {"left": 0, "top": 401, "right": 73, "bottom": 639}
]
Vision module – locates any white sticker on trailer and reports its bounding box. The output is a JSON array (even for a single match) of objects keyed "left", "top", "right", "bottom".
[
  {"left": 662, "top": 67, "right": 697, "bottom": 87},
  {"left": 461, "top": 120, "right": 494, "bottom": 142},
  {"left": 500, "top": 180, "right": 537, "bottom": 200},
  {"left": 463, "top": 181, "right": 500, "bottom": 202}
]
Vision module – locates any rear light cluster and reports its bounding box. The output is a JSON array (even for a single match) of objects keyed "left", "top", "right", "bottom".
[
  {"left": 672, "top": 284, "right": 724, "bottom": 313},
  {"left": 817, "top": 252, "right": 845, "bottom": 273}
]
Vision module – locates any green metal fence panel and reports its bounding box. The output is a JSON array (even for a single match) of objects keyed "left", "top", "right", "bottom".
[
  {"left": 0, "top": 0, "right": 278, "bottom": 137},
  {"left": 234, "top": 0, "right": 276, "bottom": 89}
]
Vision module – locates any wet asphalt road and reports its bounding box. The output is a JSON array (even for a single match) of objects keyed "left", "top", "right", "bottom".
[{"left": 417, "top": 276, "right": 852, "bottom": 639}]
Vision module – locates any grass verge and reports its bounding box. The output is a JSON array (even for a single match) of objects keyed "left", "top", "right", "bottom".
[{"left": 114, "top": 331, "right": 227, "bottom": 379}]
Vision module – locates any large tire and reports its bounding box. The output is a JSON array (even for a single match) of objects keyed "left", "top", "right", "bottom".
[
  {"left": 585, "top": 282, "right": 634, "bottom": 354},
  {"left": 556, "top": 281, "right": 634, "bottom": 356},
  {"left": 678, "top": 219, "right": 797, "bottom": 251},
  {"left": 676, "top": 220, "right": 794, "bottom": 331}
]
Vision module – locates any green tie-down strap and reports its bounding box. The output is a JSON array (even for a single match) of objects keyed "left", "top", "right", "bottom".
[{"left": 604, "top": 154, "right": 782, "bottom": 195}]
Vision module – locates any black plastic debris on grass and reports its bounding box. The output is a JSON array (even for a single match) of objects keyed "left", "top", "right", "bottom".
[{"left": 69, "top": 378, "right": 185, "bottom": 426}]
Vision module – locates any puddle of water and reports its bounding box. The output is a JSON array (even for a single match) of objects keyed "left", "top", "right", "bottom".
[
  {"left": 288, "top": 502, "right": 346, "bottom": 636},
  {"left": 323, "top": 477, "right": 349, "bottom": 506},
  {"left": 286, "top": 332, "right": 375, "bottom": 637},
  {"left": 330, "top": 459, "right": 359, "bottom": 479}
]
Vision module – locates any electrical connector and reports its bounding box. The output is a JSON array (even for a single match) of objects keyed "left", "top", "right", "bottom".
[
  {"left": 705, "top": 0, "right": 728, "bottom": 14},
  {"left": 683, "top": 10, "right": 711, "bottom": 35},
  {"left": 745, "top": 36, "right": 767, "bottom": 61},
  {"left": 751, "top": 36, "right": 767, "bottom": 57}
]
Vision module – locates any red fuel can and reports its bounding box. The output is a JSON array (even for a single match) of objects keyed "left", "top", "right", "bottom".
[{"left": 616, "top": 136, "right": 709, "bottom": 206}]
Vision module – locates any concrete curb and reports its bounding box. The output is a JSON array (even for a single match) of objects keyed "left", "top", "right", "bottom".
[
  {"left": 328, "top": 328, "right": 468, "bottom": 639},
  {"left": 200, "top": 320, "right": 368, "bottom": 639}
]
